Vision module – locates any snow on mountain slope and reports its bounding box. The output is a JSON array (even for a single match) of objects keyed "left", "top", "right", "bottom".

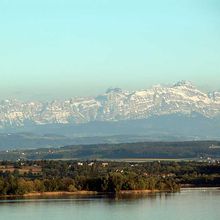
[{"left": 0, "top": 81, "right": 220, "bottom": 128}]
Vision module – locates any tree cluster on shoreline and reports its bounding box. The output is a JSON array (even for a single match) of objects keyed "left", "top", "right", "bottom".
[
  {"left": 0, "top": 160, "right": 220, "bottom": 196},
  {"left": 0, "top": 173, "right": 178, "bottom": 195}
]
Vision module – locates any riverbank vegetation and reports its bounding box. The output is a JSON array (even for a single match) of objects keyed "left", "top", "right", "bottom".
[{"left": 0, "top": 160, "right": 220, "bottom": 196}]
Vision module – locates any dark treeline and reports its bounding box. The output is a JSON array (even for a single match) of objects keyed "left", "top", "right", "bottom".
[
  {"left": 0, "top": 160, "right": 220, "bottom": 196},
  {"left": 1, "top": 141, "right": 220, "bottom": 161}
]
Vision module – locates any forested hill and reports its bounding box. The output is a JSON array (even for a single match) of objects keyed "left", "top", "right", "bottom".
[{"left": 1, "top": 141, "right": 220, "bottom": 161}]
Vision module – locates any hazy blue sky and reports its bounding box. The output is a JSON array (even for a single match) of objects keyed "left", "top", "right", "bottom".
[{"left": 0, "top": 0, "right": 220, "bottom": 100}]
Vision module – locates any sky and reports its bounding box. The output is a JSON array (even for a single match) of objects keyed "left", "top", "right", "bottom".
[{"left": 0, "top": 0, "right": 220, "bottom": 100}]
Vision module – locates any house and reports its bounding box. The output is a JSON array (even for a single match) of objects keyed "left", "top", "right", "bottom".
[
  {"left": 102, "top": 163, "right": 108, "bottom": 167},
  {"left": 88, "top": 162, "right": 94, "bottom": 166}
]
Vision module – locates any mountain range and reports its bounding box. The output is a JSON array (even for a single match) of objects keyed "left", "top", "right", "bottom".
[
  {"left": 1, "top": 81, "right": 220, "bottom": 129},
  {"left": 0, "top": 81, "right": 220, "bottom": 148}
]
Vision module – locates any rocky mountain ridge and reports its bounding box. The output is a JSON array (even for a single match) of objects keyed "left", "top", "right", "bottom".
[{"left": 1, "top": 81, "right": 220, "bottom": 128}]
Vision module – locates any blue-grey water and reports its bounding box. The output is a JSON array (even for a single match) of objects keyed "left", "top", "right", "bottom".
[{"left": 0, "top": 188, "right": 220, "bottom": 220}]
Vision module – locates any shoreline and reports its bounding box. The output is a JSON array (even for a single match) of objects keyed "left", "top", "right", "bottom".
[
  {"left": 0, "top": 190, "right": 162, "bottom": 198},
  {"left": 119, "top": 189, "right": 160, "bottom": 194},
  {"left": 1, "top": 187, "right": 219, "bottom": 199},
  {"left": 24, "top": 191, "right": 98, "bottom": 197},
  {"left": 0, "top": 191, "right": 98, "bottom": 198}
]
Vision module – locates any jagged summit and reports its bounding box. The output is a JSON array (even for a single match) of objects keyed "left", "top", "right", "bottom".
[
  {"left": 173, "top": 80, "right": 194, "bottom": 88},
  {"left": 106, "top": 87, "right": 123, "bottom": 93},
  {"left": 0, "top": 82, "right": 220, "bottom": 128}
]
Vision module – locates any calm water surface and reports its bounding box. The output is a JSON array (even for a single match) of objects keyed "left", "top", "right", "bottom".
[{"left": 0, "top": 188, "right": 220, "bottom": 220}]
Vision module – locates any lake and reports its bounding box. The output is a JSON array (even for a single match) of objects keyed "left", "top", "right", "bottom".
[{"left": 0, "top": 188, "right": 220, "bottom": 220}]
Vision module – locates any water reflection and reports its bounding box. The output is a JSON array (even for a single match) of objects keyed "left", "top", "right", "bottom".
[
  {"left": 0, "top": 191, "right": 174, "bottom": 204},
  {"left": 0, "top": 189, "right": 219, "bottom": 220}
]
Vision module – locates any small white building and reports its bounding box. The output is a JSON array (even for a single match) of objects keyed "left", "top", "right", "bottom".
[
  {"left": 102, "top": 163, "right": 108, "bottom": 167},
  {"left": 88, "top": 162, "right": 94, "bottom": 166}
]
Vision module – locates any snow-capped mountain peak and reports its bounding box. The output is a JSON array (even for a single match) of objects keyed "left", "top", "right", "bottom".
[
  {"left": 0, "top": 82, "right": 219, "bottom": 128},
  {"left": 173, "top": 80, "right": 194, "bottom": 88},
  {"left": 106, "top": 87, "right": 123, "bottom": 94}
]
